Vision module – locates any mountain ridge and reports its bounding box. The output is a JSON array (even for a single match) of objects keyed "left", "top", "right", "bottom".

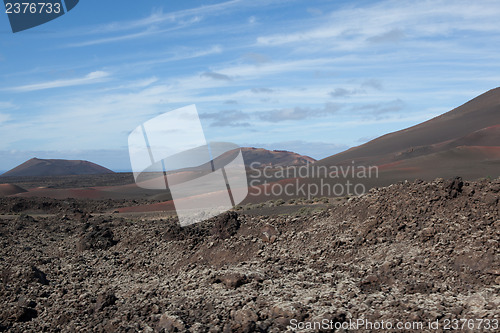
[{"left": 317, "top": 87, "right": 500, "bottom": 168}]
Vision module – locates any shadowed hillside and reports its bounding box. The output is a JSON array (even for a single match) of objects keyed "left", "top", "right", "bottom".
[{"left": 1, "top": 158, "right": 114, "bottom": 177}]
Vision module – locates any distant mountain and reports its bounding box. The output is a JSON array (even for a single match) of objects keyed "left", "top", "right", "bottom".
[
  {"left": 241, "top": 147, "right": 315, "bottom": 167},
  {"left": 1, "top": 158, "right": 114, "bottom": 177},
  {"left": 316, "top": 87, "right": 500, "bottom": 182}
]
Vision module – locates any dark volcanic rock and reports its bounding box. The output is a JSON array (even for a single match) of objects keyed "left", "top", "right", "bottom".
[
  {"left": 10, "top": 306, "right": 38, "bottom": 323},
  {"left": 446, "top": 176, "right": 464, "bottom": 198},
  {"left": 211, "top": 211, "right": 241, "bottom": 239},
  {"left": 213, "top": 273, "right": 248, "bottom": 289},
  {"left": 29, "top": 266, "right": 49, "bottom": 285},
  {"left": 77, "top": 225, "right": 117, "bottom": 251},
  {"left": 96, "top": 291, "right": 117, "bottom": 310}
]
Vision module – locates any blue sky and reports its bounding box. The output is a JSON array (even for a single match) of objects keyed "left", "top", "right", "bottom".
[{"left": 1, "top": 0, "right": 500, "bottom": 172}]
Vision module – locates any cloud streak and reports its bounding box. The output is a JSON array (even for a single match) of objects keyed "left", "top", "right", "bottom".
[
  {"left": 0, "top": 102, "right": 16, "bottom": 110},
  {"left": 200, "top": 110, "right": 250, "bottom": 127},
  {"left": 200, "top": 72, "right": 233, "bottom": 81},
  {"left": 251, "top": 87, "right": 274, "bottom": 93},
  {"left": 351, "top": 99, "right": 405, "bottom": 117},
  {"left": 256, "top": 0, "right": 500, "bottom": 51},
  {"left": 7, "top": 71, "right": 110, "bottom": 92},
  {"left": 258, "top": 103, "right": 342, "bottom": 122}
]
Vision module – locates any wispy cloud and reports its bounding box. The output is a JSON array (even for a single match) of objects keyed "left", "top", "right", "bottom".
[
  {"left": 258, "top": 103, "right": 342, "bottom": 122},
  {"left": 102, "top": 77, "right": 158, "bottom": 91},
  {"left": 200, "top": 110, "right": 250, "bottom": 127},
  {"left": 306, "top": 8, "right": 323, "bottom": 16},
  {"left": 200, "top": 71, "right": 233, "bottom": 81},
  {"left": 0, "top": 113, "right": 10, "bottom": 124},
  {"left": 7, "top": 71, "right": 110, "bottom": 92},
  {"left": 1, "top": 0, "right": 498, "bottom": 170},
  {"left": 251, "top": 87, "right": 274, "bottom": 93},
  {"left": 75, "top": 0, "right": 242, "bottom": 35},
  {"left": 64, "top": 0, "right": 248, "bottom": 47},
  {"left": 241, "top": 53, "right": 271, "bottom": 64},
  {"left": 67, "top": 28, "right": 165, "bottom": 47},
  {"left": 351, "top": 99, "right": 405, "bottom": 117},
  {"left": 131, "top": 45, "right": 222, "bottom": 68},
  {"left": 329, "top": 79, "right": 383, "bottom": 98},
  {"left": 66, "top": 18, "right": 203, "bottom": 48},
  {"left": 361, "top": 79, "right": 383, "bottom": 91},
  {"left": 0, "top": 102, "right": 16, "bottom": 110},
  {"left": 256, "top": 0, "right": 500, "bottom": 50},
  {"left": 329, "top": 88, "right": 364, "bottom": 98},
  {"left": 367, "top": 28, "right": 405, "bottom": 43}
]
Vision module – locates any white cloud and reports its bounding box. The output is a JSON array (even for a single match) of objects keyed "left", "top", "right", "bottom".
[
  {"left": 0, "top": 102, "right": 16, "bottom": 110},
  {"left": 67, "top": 28, "right": 165, "bottom": 47},
  {"left": 0, "top": 113, "right": 10, "bottom": 124},
  {"left": 258, "top": 103, "right": 342, "bottom": 122},
  {"left": 132, "top": 45, "right": 223, "bottom": 67},
  {"left": 101, "top": 77, "right": 159, "bottom": 91},
  {"left": 2, "top": 0, "right": 498, "bottom": 166},
  {"left": 256, "top": 0, "right": 500, "bottom": 49},
  {"left": 7, "top": 71, "right": 110, "bottom": 92},
  {"left": 66, "top": 20, "right": 203, "bottom": 48},
  {"left": 75, "top": 0, "right": 243, "bottom": 36}
]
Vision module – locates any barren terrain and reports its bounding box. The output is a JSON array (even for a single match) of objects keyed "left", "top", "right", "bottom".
[{"left": 1, "top": 177, "right": 498, "bottom": 332}]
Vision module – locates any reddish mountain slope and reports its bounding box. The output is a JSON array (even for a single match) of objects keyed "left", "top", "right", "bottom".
[
  {"left": 0, "top": 184, "right": 27, "bottom": 196},
  {"left": 317, "top": 87, "right": 500, "bottom": 168}
]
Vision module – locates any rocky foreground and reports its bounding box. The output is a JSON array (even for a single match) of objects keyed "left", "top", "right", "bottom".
[{"left": 0, "top": 177, "right": 499, "bottom": 332}]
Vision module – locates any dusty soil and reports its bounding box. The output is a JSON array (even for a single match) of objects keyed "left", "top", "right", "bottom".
[{"left": 0, "top": 177, "right": 499, "bottom": 332}]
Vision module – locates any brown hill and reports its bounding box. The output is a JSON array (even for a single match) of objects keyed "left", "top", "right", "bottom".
[
  {"left": 1, "top": 158, "right": 114, "bottom": 177},
  {"left": 318, "top": 87, "right": 500, "bottom": 168},
  {"left": 241, "top": 147, "right": 315, "bottom": 167},
  {"left": 0, "top": 184, "right": 27, "bottom": 196},
  {"left": 315, "top": 88, "right": 500, "bottom": 182}
]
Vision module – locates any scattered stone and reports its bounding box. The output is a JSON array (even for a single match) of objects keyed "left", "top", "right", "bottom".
[
  {"left": 10, "top": 306, "right": 37, "bottom": 323},
  {"left": 260, "top": 224, "right": 278, "bottom": 243},
  {"left": 231, "top": 309, "right": 258, "bottom": 333},
  {"left": 77, "top": 225, "right": 117, "bottom": 251},
  {"left": 213, "top": 273, "right": 248, "bottom": 289},
  {"left": 29, "top": 266, "right": 49, "bottom": 285},
  {"left": 447, "top": 176, "right": 464, "bottom": 198},
  {"left": 96, "top": 291, "right": 117, "bottom": 310},
  {"left": 360, "top": 275, "right": 381, "bottom": 293},
  {"left": 157, "top": 314, "right": 185, "bottom": 332}
]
